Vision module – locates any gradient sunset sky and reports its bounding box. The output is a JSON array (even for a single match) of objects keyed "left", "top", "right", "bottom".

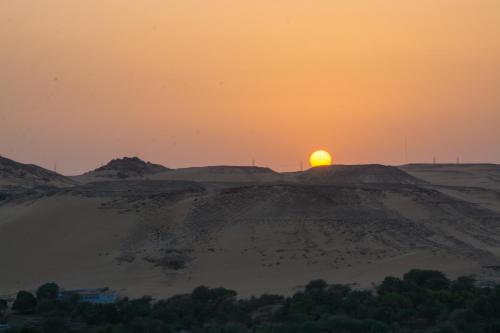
[{"left": 1, "top": 1, "right": 499, "bottom": 174}]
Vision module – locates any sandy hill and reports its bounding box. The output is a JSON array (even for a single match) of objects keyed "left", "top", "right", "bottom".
[
  {"left": 401, "top": 164, "right": 500, "bottom": 190},
  {"left": 75, "top": 157, "right": 171, "bottom": 182},
  {"left": 0, "top": 155, "right": 75, "bottom": 188},
  {"left": 400, "top": 164, "right": 500, "bottom": 214},
  {"left": 151, "top": 165, "right": 286, "bottom": 183},
  {"left": 295, "top": 164, "right": 424, "bottom": 185},
  {"left": 1, "top": 158, "right": 500, "bottom": 298},
  {"left": 152, "top": 164, "right": 420, "bottom": 185},
  {"left": 76, "top": 160, "right": 423, "bottom": 186}
]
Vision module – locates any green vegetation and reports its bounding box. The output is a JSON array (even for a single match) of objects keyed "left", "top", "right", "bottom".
[
  {"left": 12, "top": 291, "right": 37, "bottom": 314},
  {"left": 2, "top": 269, "right": 500, "bottom": 332},
  {"left": 36, "top": 283, "right": 60, "bottom": 302}
]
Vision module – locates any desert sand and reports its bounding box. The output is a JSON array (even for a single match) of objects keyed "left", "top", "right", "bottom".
[{"left": 1, "top": 156, "right": 500, "bottom": 299}]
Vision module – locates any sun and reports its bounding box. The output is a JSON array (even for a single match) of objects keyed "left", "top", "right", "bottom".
[{"left": 310, "top": 150, "right": 332, "bottom": 167}]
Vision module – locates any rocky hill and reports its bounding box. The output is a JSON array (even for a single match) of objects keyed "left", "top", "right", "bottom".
[
  {"left": 0, "top": 155, "right": 76, "bottom": 188},
  {"left": 76, "top": 157, "right": 171, "bottom": 181}
]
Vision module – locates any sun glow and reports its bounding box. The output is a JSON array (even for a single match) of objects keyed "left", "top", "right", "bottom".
[{"left": 310, "top": 150, "right": 332, "bottom": 167}]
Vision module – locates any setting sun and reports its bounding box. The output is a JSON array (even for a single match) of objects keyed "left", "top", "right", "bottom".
[{"left": 310, "top": 150, "right": 332, "bottom": 167}]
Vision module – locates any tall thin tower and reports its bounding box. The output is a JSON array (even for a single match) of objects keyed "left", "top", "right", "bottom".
[{"left": 404, "top": 136, "right": 408, "bottom": 163}]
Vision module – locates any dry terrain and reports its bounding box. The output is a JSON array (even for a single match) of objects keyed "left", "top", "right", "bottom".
[{"left": 1, "top": 156, "right": 500, "bottom": 298}]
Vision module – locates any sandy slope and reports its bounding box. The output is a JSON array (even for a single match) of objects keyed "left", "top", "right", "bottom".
[
  {"left": 1, "top": 162, "right": 500, "bottom": 299},
  {"left": 150, "top": 166, "right": 286, "bottom": 183},
  {"left": 0, "top": 196, "right": 138, "bottom": 296},
  {"left": 401, "top": 164, "right": 500, "bottom": 190}
]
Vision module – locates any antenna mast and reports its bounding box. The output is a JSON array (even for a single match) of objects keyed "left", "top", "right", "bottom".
[{"left": 404, "top": 136, "right": 408, "bottom": 163}]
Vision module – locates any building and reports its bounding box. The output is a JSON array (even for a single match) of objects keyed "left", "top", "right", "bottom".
[{"left": 58, "top": 288, "right": 117, "bottom": 304}]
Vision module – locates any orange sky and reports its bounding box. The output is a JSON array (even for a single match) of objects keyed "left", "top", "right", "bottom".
[{"left": 1, "top": 0, "right": 499, "bottom": 174}]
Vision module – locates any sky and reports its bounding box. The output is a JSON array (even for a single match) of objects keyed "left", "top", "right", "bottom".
[{"left": 1, "top": 0, "right": 500, "bottom": 174}]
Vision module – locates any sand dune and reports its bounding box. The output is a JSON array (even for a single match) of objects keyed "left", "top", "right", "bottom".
[{"left": 1, "top": 158, "right": 500, "bottom": 298}]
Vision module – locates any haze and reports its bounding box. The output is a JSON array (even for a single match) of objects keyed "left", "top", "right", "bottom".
[{"left": 1, "top": 0, "right": 499, "bottom": 174}]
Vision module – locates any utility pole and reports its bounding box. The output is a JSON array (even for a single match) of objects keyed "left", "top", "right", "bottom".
[{"left": 404, "top": 136, "right": 408, "bottom": 164}]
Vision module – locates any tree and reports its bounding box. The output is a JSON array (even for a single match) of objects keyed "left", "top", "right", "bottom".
[
  {"left": 403, "top": 269, "right": 450, "bottom": 290},
  {"left": 37, "top": 299, "right": 57, "bottom": 313},
  {"left": 12, "top": 291, "right": 37, "bottom": 314},
  {"left": 0, "top": 298, "right": 7, "bottom": 314},
  {"left": 191, "top": 286, "right": 211, "bottom": 302},
  {"left": 377, "top": 276, "right": 415, "bottom": 295},
  {"left": 305, "top": 280, "right": 327, "bottom": 293},
  {"left": 36, "top": 283, "right": 60, "bottom": 301},
  {"left": 451, "top": 276, "right": 475, "bottom": 292}
]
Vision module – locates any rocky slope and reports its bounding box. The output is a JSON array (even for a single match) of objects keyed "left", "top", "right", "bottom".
[
  {"left": 0, "top": 155, "right": 76, "bottom": 188},
  {"left": 75, "top": 157, "right": 171, "bottom": 182}
]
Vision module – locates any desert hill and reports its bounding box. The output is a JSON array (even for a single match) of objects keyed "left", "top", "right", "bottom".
[
  {"left": 151, "top": 165, "right": 286, "bottom": 183},
  {"left": 295, "top": 164, "right": 424, "bottom": 185},
  {"left": 401, "top": 164, "right": 500, "bottom": 190},
  {"left": 75, "top": 159, "right": 424, "bottom": 185},
  {"left": 1, "top": 158, "right": 500, "bottom": 298},
  {"left": 74, "top": 157, "right": 170, "bottom": 182},
  {"left": 0, "top": 155, "right": 76, "bottom": 188}
]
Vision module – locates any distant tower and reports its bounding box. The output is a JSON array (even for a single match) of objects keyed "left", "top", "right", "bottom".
[
  {"left": 54, "top": 163, "right": 57, "bottom": 172},
  {"left": 404, "top": 136, "right": 408, "bottom": 163}
]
